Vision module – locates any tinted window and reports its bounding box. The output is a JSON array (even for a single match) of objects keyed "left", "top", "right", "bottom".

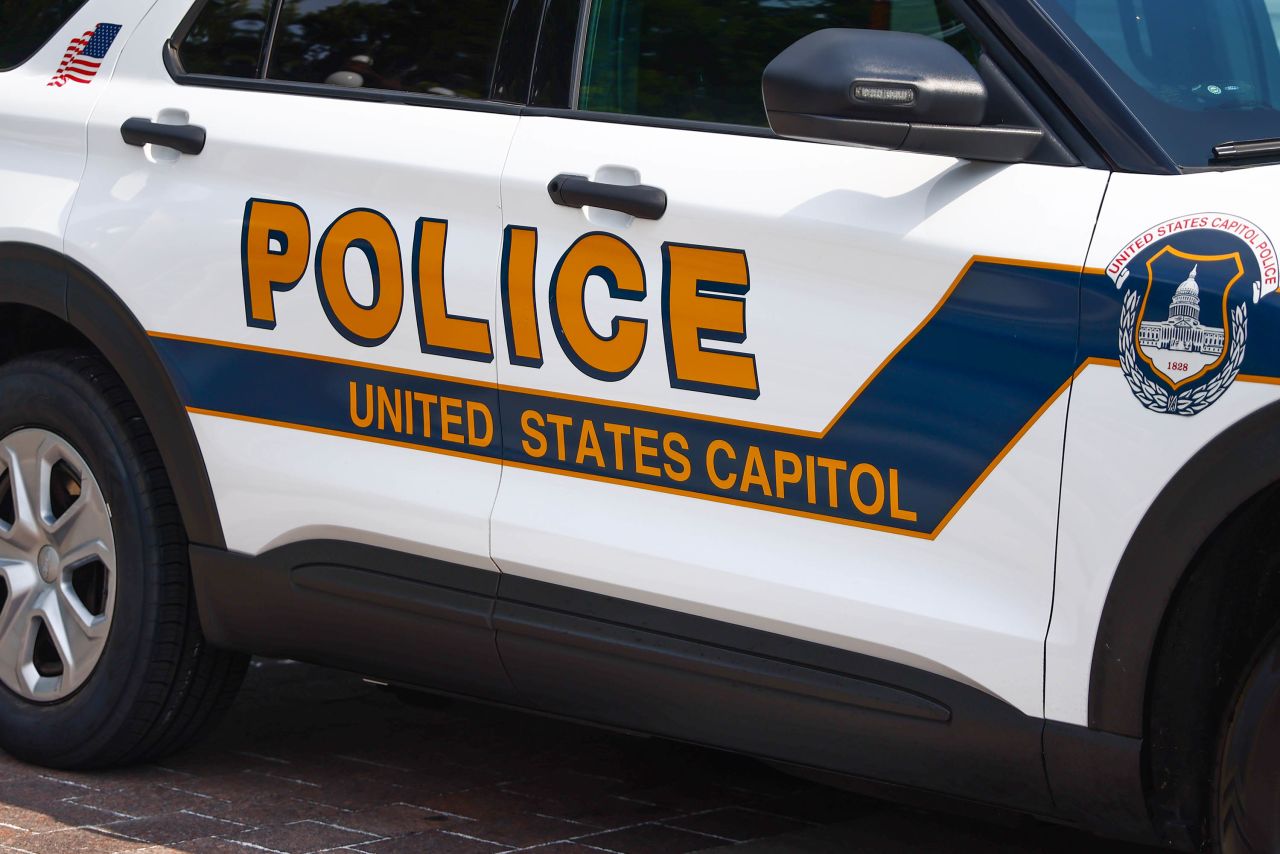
[
  {"left": 490, "top": 0, "right": 543, "bottom": 104},
  {"left": 578, "top": 0, "right": 978, "bottom": 126},
  {"left": 0, "top": 0, "right": 91, "bottom": 70},
  {"left": 178, "top": 0, "right": 272, "bottom": 79},
  {"left": 1035, "top": 0, "right": 1280, "bottom": 167},
  {"left": 268, "top": 0, "right": 507, "bottom": 99}
]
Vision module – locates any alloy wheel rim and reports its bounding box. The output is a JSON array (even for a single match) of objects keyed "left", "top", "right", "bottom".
[{"left": 0, "top": 429, "right": 116, "bottom": 702}]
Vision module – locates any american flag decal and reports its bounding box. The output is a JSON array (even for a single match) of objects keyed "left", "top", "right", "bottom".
[{"left": 48, "top": 23, "right": 122, "bottom": 87}]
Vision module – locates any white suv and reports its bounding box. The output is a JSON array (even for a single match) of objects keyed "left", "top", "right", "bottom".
[{"left": 2, "top": 1, "right": 1279, "bottom": 850}]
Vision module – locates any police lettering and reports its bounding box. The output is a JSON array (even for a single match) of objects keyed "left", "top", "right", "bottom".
[{"left": 242, "top": 200, "right": 757, "bottom": 398}]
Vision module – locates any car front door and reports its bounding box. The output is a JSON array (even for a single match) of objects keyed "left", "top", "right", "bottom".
[
  {"left": 491, "top": 0, "right": 1108, "bottom": 730},
  {"left": 64, "top": 0, "right": 518, "bottom": 694}
]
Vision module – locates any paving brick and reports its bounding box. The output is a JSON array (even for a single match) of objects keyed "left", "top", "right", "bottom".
[
  {"left": 409, "top": 787, "right": 538, "bottom": 822},
  {"left": 351, "top": 830, "right": 505, "bottom": 854},
  {"left": 335, "top": 802, "right": 464, "bottom": 837},
  {"left": 664, "top": 807, "right": 811, "bottom": 843},
  {"left": 453, "top": 811, "right": 586, "bottom": 848},
  {"left": 575, "top": 823, "right": 726, "bottom": 854},
  {"left": 618, "top": 780, "right": 765, "bottom": 815},
  {"left": 69, "top": 785, "right": 228, "bottom": 821},
  {"left": 292, "top": 775, "right": 414, "bottom": 812},
  {"left": 183, "top": 793, "right": 346, "bottom": 828},
  {"left": 223, "top": 819, "right": 380, "bottom": 853},
  {"left": 99, "top": 811, "right": 248, "bottom": 846},
  {"left": 0, "top": 825, "right": 139, "bottom": 854},
  {"left": 0, "top": 779, "right": 98, "bottom": 810},
  {"left": 125, "top": 837, "right": 278, "bottom": 854},
  {"left": 502, "top": 792, "right": 680, "bottom": 830},
  {"left": 165, "top": 773, "right": 318, "bottom": 804},
  {"left": 0, "top": 802, "right": 124, "bottom": 834}
]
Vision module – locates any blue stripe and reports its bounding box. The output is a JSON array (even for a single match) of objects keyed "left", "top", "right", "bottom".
[{"left": 154, "top": 259, "right": 1097, "bottom": 536}]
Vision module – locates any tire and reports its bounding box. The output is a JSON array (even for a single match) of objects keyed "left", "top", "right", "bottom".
[
  {"left": 1214, "top": 626, "right": 1280, "bottom": 854},
  {"left": 0, "top": 349, "right": 247, "bottom": 768}
]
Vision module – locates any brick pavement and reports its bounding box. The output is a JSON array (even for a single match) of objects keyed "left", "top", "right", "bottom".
[{"left": 0, "top": 659, "right": 1154, "bottom": 853}]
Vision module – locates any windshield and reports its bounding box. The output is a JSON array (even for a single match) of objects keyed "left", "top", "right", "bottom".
[{"left": 1034, "top": 0, "right": 1280, "bottom": 167}]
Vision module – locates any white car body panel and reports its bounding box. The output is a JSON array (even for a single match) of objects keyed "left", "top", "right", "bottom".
[
  {"left": 493, "top": 117, "right": 1109, "bottom": 715},
  {"left": 1049, "top": 167, "right": 1280, "bottom": 724},
  {"left": 0, "top": 1, "right": 152, "bottom": 251},
  {"left": 62, "top": 0, "right": 518, "bottom": 570}
]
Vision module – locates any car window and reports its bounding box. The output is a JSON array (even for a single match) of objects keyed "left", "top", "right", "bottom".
[
  {"left": 177, "top": 0, "right": 273, "bottom": 79},
  {"left": 266, "top": 0, "right": 508, "bottom": 99},
  {"left": 1034, "top": 0, "right": 1280, "bottom": 167},
  {"left": 0, "top": 0, "right": 92, "bottom": 70},
  {"left": 578, "top": 0, "right": 980, "bottom": 126}
]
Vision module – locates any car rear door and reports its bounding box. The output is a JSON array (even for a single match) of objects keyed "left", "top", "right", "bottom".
[
  {"left": 491, "top": 0, "right": 1108, "bottom": 731},
  {"left": 63, "top": 0, "right": 518, "bottom": 695}
]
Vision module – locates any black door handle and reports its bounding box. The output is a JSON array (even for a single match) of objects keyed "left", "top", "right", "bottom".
[
  {"left": 120, "top": 117, "right": 206, "bottom": 155},
  {"left": 547, "top": 173, "right": 667, "bottom": 220}
]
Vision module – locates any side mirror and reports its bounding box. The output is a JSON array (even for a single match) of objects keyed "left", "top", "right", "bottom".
[{"left": 762, "top": 29, "right": 1043, "bottom": 163}]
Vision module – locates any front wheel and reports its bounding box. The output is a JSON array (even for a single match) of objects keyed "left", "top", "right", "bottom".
[
  {"left": 1214, "top": 626, "right": 1280, "bottom": 853},
  {"left": 0, "top": 350, "right": 246, "bottom": 768}
]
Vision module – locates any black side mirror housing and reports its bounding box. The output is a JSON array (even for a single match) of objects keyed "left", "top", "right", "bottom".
[{"left": 763, "top": 29, "right": 1043, "bottom": 163}]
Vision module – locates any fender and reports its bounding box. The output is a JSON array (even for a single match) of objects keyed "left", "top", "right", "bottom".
[
  {"left": 1089, "top": 398, "right": 1280, "bottom": 736},
  {"left": 0, "top": 242, "right": 224, "bottom": 549}
]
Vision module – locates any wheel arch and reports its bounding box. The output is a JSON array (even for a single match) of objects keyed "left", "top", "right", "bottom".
[
  {"left": 1089, "top": 399, "right": 1280, "bottom": 736},
  {"left": 0, "top": 242, "right": 224, "bottom": 549},
  {"left": 1086, "top": 402, "right": 1280, "bottom": 847}
]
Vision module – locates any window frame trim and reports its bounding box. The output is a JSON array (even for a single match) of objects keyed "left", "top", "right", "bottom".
[{"left": 164, "top": 0, "right": 524, "bottom": 117}]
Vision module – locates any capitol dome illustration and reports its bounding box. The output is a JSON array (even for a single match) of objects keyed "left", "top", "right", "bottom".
[{"left": 1138, "top": 264, "right": 1225, "bottom": 356}]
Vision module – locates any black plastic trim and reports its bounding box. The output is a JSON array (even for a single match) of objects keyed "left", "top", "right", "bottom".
[
  {"left": 188, "top": 537, "right": 1162, "bottom": 837},
  {"left": 0, "top": 243, "right": 224, "bottom": 549},
  {"left": 521, "top": 106, "right": 778, "bottom": 138},
  {"left": 162, "top": 41, "right": 524, "bottom": 116},
  {"left": 767, "top": 111, "right": 1043, "bottom": 163},
  {"left": 190, "top": 541, "right": 514, "bottom": 702},
  {"left": 547, "top": 173, "right": 667, "bottom": 219},
  {"left": 120, "top": 117, "right": 207, "bottom": 155},
  {"left": 1042, "top": 722, "right": 1155, "bottom": 844},
  {"left": 495, "top": 576, "right": 949, "bottom": 722},
  {"left": 1090, "top": 399, "right": 1280, "bottom": 736}
]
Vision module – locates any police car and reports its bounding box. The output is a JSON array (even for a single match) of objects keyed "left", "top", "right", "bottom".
[{"left": 1, "top": 0, "right": 1278, "bottom": 849}]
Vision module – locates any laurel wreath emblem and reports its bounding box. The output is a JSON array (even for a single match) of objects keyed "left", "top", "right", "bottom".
[{"left": 1118, "top": 288, "right": 1247, "bottom": 416}]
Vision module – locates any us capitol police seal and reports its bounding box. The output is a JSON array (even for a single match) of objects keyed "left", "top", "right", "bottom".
[{"left": 1108, "top": 213, "right": 1279, "bottom": 415}]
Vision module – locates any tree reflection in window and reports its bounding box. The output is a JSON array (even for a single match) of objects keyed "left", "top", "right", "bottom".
[{"left": 267, "top": 0, "right": 507, "bottom": 99}]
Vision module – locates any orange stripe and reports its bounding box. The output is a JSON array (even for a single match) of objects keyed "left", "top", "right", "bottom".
[
  {"left": 1237, "top": 372, "right": 1280, "bottom": 386},
  {"left": 501, "top": 457, "right": 935, "bottom": 539},
  {"left": 185, "top": 407, "right": 499, "bottom": 465}
]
